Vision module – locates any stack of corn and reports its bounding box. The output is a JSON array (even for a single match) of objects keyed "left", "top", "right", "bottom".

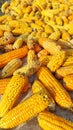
[{"left": 0, "top": 0, "right": 73, "bottom": 129}]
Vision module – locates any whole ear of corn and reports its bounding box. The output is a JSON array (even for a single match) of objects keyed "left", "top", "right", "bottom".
[
  {"left": 0, "top": 58, "right": 22, "bottom": 78},
  {"left": 0, "top": 90, "right": 50, "bottom": 128},
  {"left": 32, "top": 80, "right": 55, "bottom": 110},
  {"left": 0, "top": 77, "right": 28, "bottom": 95},
  {"left": 38, "top": 111, "right": 73, "bottom": 130},
  {"left": 37, "top": 67, "right": 73, "bottom": 110},
  {"left": 47, "top": 51, "right": 66, "bottom": 72},
  {"left": 39, "top": 38, "right": 61, "bottom": 55},
  {"left": 56, "top": 65, "right": 73, "bottom": 78},
  {"left": 0, "top": 46, "right": 28, "bottom": 68},
  {"left": 63, "top": 56, "right": 73, "bottom": 66},
  {"left": 63, "top": 74, "right": 73, "bottom": 91},
  {"left": 0, "top": 74, "right": 28, "bottom": 117}
]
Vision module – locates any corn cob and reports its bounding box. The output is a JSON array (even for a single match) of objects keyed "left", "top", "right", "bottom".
[
  {"left": 0, "top": 45, "right": 28, "bottom": 68},
  {"left": 62, "top": 30, "right": 71, "bottom": 41},
  {"left": 0, "top": 74, "right": 28, "bottom": 117},
  {"left": 0, "top": 58, "right": 22, "bottom": 78},
  {"left": 47, "top": 51, "right": 66, "bottom": 72},
  {"left": 1, "top": 1, "right": 9, "bottom": 13},
  {"left": 63, "top": 56, "right": 73, "bottom": 66},
  {"left": 13, "top": 60, "right": 41, "bottom": 76},
  {"left": 37, "top": 49, "right": 49, "bottom": 58},
  {"left": 38, "top": 111, "right": 73, "bottom": 130},
  {"left": 0, "top": 90, "right": 50, "bottom": 128},
  {"left": 0, "top": 78, "right": 11, "bottom": 94},
  {"left": 56, "top": 65, "right": 73, "bottom": 78},
  {"left": 39, "top": 38, "right": 61, "bottom": 55},
  {"left": 37, "top": 67, "right": 73, "bottom": 110},
  {"left": 39, "top": 55, "right": 52, "bottom": 66},
  {"left": 49, "top": 30, "right": 61, "bottom": 41},
  {"left": 0, "top": 32, "right": 15, "bottom": 46},
  {"left": 27, "top": 50, "right": 37, "bottom": 64},
  {"left": 63, "top": 74, "right": 73, "bottom": 91},
  {"left": 66, "top": 49, "right": 73, "bottom": 56},
  {"left": 32, "top": 80, "right": 55, "bottom": 110},
  {"left": 0, "top": 77, "right": 28, "bottom": 94}
]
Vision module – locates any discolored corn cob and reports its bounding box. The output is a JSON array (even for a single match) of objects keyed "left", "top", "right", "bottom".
[
  {"left": 39, "top": 38, "right": 61, "bottom": 55},
  {"left": 0, "top": 58, "right": 22, "bottom": 78},
  {"left": 0, "top": 78, "right": 11, "bottom": 94},
  {"left": 0, "top": 45, "right": 28, "bottom": 68},
  {"left": 0, "top": 90, "right": 50, "bottom": 128},
  {"left": 13, "top": 60, "right": 41, "bottom": 76},
  {"left": 63, "top": 74, "right": 73, "bottom": 91},
  {"left": 32, "top": 80, "right": 55, "bottom": 110},
  {"left": 38, "top": 111, "right": 73, "bottom": 130},
  {"left": 37, "top": 67, "right": 73, "bottom": 110},
  {"left": 56, "top": 65, "right": 73, "bottom": 78},
  {"left": 63, "top": 56, "right": 73, "bottom": 66},
  {"left": 0, "top": 74, "right": 28, "bottom": 117},
  {"left": 39, "top": 55, "right": 52, "bottom": 66},
  {"left": 47, "top": 51, "right": 66, "bottom": 72},
  {"left": 27, "top": 50, "right": 37, "bottom": 64}
]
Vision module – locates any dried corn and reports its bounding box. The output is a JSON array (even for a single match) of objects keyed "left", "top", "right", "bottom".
[
  {"left": 1, "top": 1, "right": 9, "bottom": 13},
  {"left": 0, "top": 46, "right": 28, "bottom": 68},
  {"left": 39, "top": 38, "right": 61, "bottom": 55},
  {"left": 13, "top": 60, "right": 41, "bottom": 76},
  {"left": 0, "top": 58, "right": 22, "bottom": 78},
  {"left": 0, "top": 74, "right": 28, "bottom": 117},
  {"left": 32, "top": 80, "right": 55, "bottom": 110},
  {"left": 49, "top": 30, "right": 61, "bottom": 41},
  {"left": 63, "top": 74, "right": 73, "bottom": 91},
  {"left": 0, "top": 78, "right": 11, "bottom": 94},
  {"left": 62, "top": 30, "right": 71, "bottom": 41},
  {"left": 0, "top": 77, "right": 28, "bottom": 94},
  {"left": 47, "top": 51, "right": 66, "bottom": 72},
  {"left": 27, "top": 50, "right": 37, "bottom": 64},
  {"left": 39, "top": 55, "right": 52, "bottom": 66},
  {"left": 37, "top": 67, "right": 73, "bottom": 110},
  {"left": 56, "top": 65, "right": 73, "bottom": 78},
  {"left": 38, "top": 111, "right": 73, "bottom": 130},
  {"left": 0, "top": 90, "right": 50, "bottom": 128},
  {"left": 65, "top": 49, "right": 73, "bottom": 56},
  {"left": 63, "top": 56, "right": 73, "bottom": 66}
]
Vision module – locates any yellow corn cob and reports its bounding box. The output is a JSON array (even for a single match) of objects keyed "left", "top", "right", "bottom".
[
  {"left": 56, "top": 65, "right": 73, "bottom": 78},
  {"left": 13, "top": 37, "right": 23, "bottom": 49},
  {"left": 0, "top": 74, "right": 28, "bottom": 117},
  {"left": 0, "top": 58, "right": 22, "bottom": 78},
  {"left": 39, "top": 55, "right": 52, "bottom": 66},
  {"left": 47, "top": 51, "right": 66, "bottom": 72},
  {"left": 45, "top": 25, "right": 54, "bottom": 34},
  {"left": 37, "top": 67, "right": 73, "bottom": 110},
  {"left": 63, "top": 56, "right": 73, "bottom": 66},
  {"left": 27, "top": 50, "right": 37, "bottom": 64},
  {"left": 39, "top": 38, "right": 61, "bottom": 55},
  {"left": 32, "top": 80, "right": 55, "bottom": 110},
  {"left": 1, "top": 1, "right": 9, "bottom": 13},
  {"left": 63, "top": 74, "right": 73, "bottom": 91},
  {"left": 62, "top": 30, "right": 71, "bottom": 41},
  {"left": 49, "top": 30, "right": 61, "bottom": 41},
  {"left": 13, "top": 33, "right": 29, "bottom": 49},
  {"left": 0, "top": 90, "right": 50, "bottom": 128},
  {"left": 38, "top": 111, "right": 73, "bottom": 130}
]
